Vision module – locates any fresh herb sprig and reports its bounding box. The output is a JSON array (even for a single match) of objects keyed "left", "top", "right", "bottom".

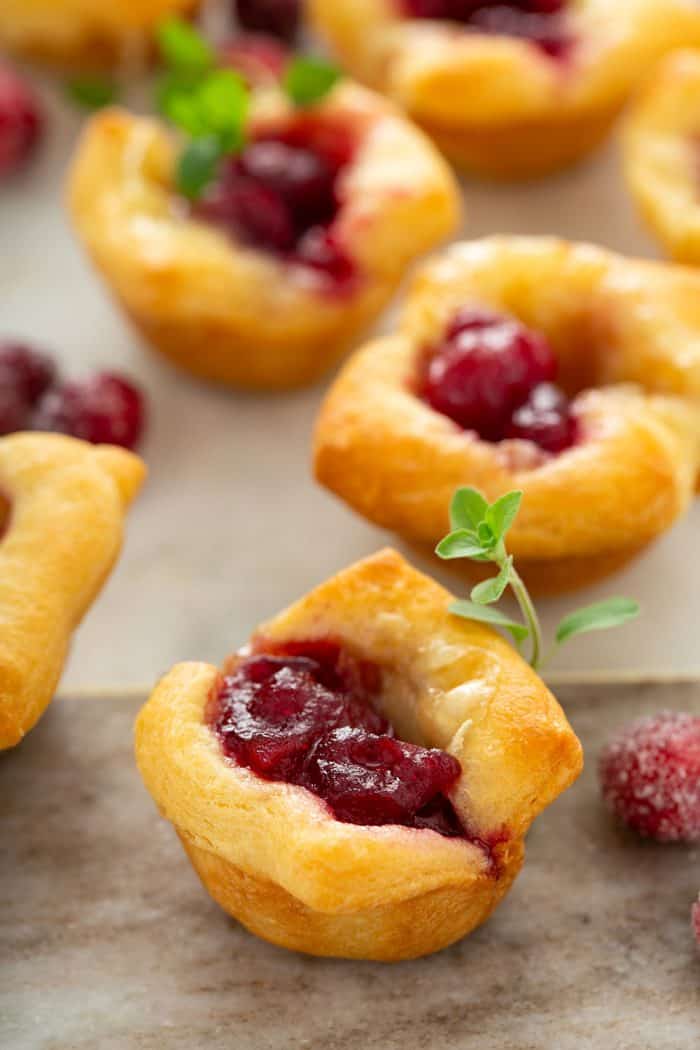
[
  {"left": 436, "top": 487, "right": 639, "bottom": 670},
  {"left": 154, "top": 17, "right": 343, "bottom": 200}
]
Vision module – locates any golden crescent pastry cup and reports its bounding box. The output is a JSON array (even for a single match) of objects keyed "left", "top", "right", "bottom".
[
  {"left": 623, "top": 49, "right": 700, "bottom": 266},
  {"left": 135, "top": 549, "right": 583, "bottom": 961},
  {"left": 0, "top": 0, "right": 201, "bottom": 69},
  {"left": 66, "top": 84, "right": 461, "bottom": 391},
  {"left": 309, "top": 0, "right": 700, "bottom": 178},
  {"left": 313, "top": 237, "right": 700, "bottom": 594},
  {"left": 0, "top": 433, "right": 145, "bottom": 750}
]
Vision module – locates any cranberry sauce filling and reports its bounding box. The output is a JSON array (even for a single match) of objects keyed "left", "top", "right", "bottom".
[
  {"left": 194, "top": 118, "right": 357, "bottom": 289},
  {"left": 420, "top": 308, "right": 577, "bottom": 453},
  {"left": 401, "top": 0, "right": 572, "bottom": 60},
  {"left": 211, "top": 641, "right": 466, "bottom": 837}
]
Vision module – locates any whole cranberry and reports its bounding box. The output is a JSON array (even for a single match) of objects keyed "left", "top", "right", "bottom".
[
  {"left": 422, "top": 310, "right": 557, "bottom": 440},
  {"left": 33, "top": 372, "right": 145, "bottom": 450},
  {"left": 0, "top": 65, "right": 42, "bottom": 178},
  {"left": 236, "top": 140, "right": 338, "bottom": 231},
  {"left": 234, "top": 0, "right": 301, "bottom": 44},
  {"left": 0, "top": 342, "right": 56, "bottom": 404},
  {"left": 506, "top": 382, "right": 577, "bottom": 453}
]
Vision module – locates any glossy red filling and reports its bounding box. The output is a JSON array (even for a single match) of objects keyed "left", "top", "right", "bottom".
[
  {"left": 401, "top": 0, "right": 573, "bottom": 60},
  {"left": 420, "top": 308, "right": 577, "bottom": 454},
  {"left": 194, "top": 117, "right": 357, "bottom": 290},
  {"left": 211, "top": 641, "right": 466, "bottom": 837}
]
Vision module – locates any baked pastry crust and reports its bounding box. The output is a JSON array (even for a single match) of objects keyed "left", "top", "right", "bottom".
[
  {"left": 623, "top": 50, "right": 700, "bottom": 266},
  {"left": 0, "top": 0, "right": 200, "bottom": 69},
  {"left": 309, "top": 0, "right": 700, "bottom": 178},
  {"left": 0, "top": 433, "right": 145, "bottom": 749},
  {"left": 67, "top": 90, "right": 460, "bottom": 391},
  {"left": 314, "top": 237, "right": 700, "bottom": 593},
  {"left": 135, "top": 548, "right": 582, "bottom": 961}
]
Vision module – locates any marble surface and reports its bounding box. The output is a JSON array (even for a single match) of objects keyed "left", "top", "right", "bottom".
[
  {"left": 2, "top": 680, "right": 699, "bottom": 1049},
  {"left": 2, "top": 67, "right": 700, "bottom": 692}
]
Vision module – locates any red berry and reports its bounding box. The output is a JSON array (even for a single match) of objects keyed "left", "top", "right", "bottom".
[
  {"left": 220, "top": 34, "right": 288, "bottom": 84},
  {"left": 234, "top": 0, "right": 301, "bottom": 44},
  {"left": 33, "top": 372, "right": 145, "bottom": 450},
  {"left": 0, "top": 342, "right": 56, "bottom": 404},
  {"left": 0, "top": 65, "right": 42, "bottom": 178},
  {"left": 422, "top": 309, "right": 557, "bottom": 441},
  {"left": 0, "top": 386, "right": 31, "bottom": 436},
  {"left": 599, "top": 712, "right": 700, "bottom": 843},
  {"left": 402, "top": 0, "right": 571, "bottom": 58},
  {"left": 506, "top": 381, "right": 577, "bottom": 453}
]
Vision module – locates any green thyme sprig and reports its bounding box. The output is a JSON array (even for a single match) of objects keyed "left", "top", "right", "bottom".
[
  {"left": 154, "top": 17, "right": 342, "bottom": 200},
  {"left": 436, "top": 487, "right": 640, "bottom": 670}
]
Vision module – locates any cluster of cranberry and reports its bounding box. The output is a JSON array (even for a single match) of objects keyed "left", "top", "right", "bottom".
[
  {"left": 0, "top": 343, "right": 144, "bottom": 450},
  {"left": 422, "top": 308, "right": 578, "bottom": 453}
]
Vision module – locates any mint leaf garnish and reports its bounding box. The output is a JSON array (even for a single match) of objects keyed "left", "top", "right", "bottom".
[{"left": 450, "top": 487, "right": 489, "bottom": 532}]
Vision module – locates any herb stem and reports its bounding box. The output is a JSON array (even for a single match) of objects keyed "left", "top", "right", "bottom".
[{"left": 505, "top": 563, "right": 543, "bottom": 670}]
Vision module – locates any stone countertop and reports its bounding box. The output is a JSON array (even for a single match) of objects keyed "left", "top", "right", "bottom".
[
  {"left": 2, "top": 69, "right": 700, "bottom": 692},
  {"left": 1, "top": 679, "right": 699, "bottom": 1049}
]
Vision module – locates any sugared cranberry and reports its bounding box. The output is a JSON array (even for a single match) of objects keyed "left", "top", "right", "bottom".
[
  {"left": 401, "top": 0, "right": 571, "bottom": 59},
  {"left": 506, "top": 382, "right": 577, "bottom": 452},
  {"left": 599, "top": 712, "right": 700, "bottom": 843},
  {"left": 0, "top": 65, "right": 42, "bottom": 178},
  {"left": 195, "top": 124, "right": 356, "bottom": 287},
  {"left": 33, "top": 372, "right": 145, "bottom": 450},
  {"left": 422, "top": 309, "right": 557, "bottom": 441},
  {"left": 234, "top": 0, "right": 301, "bottom": 44},
  {"left": 212, "top": 645, "right": 466, "bottom": 837}
]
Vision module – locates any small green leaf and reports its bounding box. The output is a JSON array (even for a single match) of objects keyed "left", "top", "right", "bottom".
[
  {"left": 196, "top": 70, "right": 249, "bottom": 151},
  {"left": 176, "top": 135, "right": 224, "bottom": 199},
  {"left": 486, "top": 490, "right": 523, "bottom": 542},
  {"left": 471, "top": 557, "right": 513, "bottom": 605},
  {"left": 477, "top": 521, "right": 496, "bottom": 548},
  {"left": 555, "top": 598, "right": 640, "bottom": 645},
  {"left": 157, "top": 16, "right": 214, "bottom": 74},
  {"left": 450, "top": 487, "right": 488, "bottom": 532},
  {"left": 284, "top": 56, "right": 342, "bottom": 108},
  {"left": 435, "top": 530, "right": 489, "bottom": 561},
  {"left": 449, "top": 600, "right": 529, "bottom": 643},
  {"left": 66, "top": 77, "right": 118, "bottom": 110}
]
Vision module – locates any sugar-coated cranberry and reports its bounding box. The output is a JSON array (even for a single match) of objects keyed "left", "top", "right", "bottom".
[
  {"left": 234, "top": 0, "right": 301, "bottom": 44},
  {"left": 422, "top": 309, "right": 557, "bottom": 441},
  {"left": 33, "top": 372, "right": 145, "bottom": 450},
  {"left": 0, "top": 65, "right": 42, "bottom": 178},
  {"left": 506, "top": 382, "right": 577, "bottom": 453},
  {"left": 0, "top": 342, "right": 56, "bottom": 404},
  {"left": 599, "top": 712, "right": 700, "bottom": 843},
  {"left": 212, "top": 645, "right": 467, "bottom": 837},
  {"left": 220, "top": 34, "right": 288, "bottom": 84}
]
